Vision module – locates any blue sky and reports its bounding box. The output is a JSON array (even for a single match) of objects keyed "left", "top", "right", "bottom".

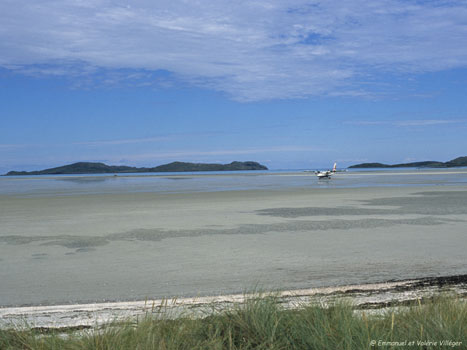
[{"left": 1, "top": 0, "right": 467, "bottom": 173}]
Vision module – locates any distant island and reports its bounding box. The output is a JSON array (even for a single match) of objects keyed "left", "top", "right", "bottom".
[
  {"left": 5, "top": 161, "right": 268, "bottom": 176},
  {"left": 349, "top": 156, "right": 467, "bottom": 169}
]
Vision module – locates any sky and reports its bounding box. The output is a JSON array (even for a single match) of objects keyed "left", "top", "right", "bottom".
[{"left": 1, "top": 0, "right": 467, "bottom": 173}]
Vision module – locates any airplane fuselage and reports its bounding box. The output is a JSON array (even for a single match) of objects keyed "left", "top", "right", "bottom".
[
  {"left": 316, "top": 171, "right": 332, "bottom": 179},
  {"left": 315, "top": 163, "right": 337, "bottom": 179}
]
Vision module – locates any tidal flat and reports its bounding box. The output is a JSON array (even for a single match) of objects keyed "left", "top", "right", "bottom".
[{"left": 0, "top": 170, "right": 466, "bottom": 313}]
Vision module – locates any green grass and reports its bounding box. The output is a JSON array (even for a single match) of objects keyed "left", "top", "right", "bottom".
[{"left": 1, "top": 295, "right": 465, "bottom": 350}]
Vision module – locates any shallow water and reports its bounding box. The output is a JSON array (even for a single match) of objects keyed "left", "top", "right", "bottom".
[
  {"left": 2, "top": 168, "right": 467, "bottom": 197},
  {"left": 1, "top": 169, "right": 467, "bottom": 307}
]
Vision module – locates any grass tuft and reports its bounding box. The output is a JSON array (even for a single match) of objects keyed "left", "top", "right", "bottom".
[{"left": 1, "top": 294, "right": 465, "bottom": 349}]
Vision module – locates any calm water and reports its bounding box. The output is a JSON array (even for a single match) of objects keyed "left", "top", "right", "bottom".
[
  {"left": 1, "top": 168, "right": 467, "bottom": 307},
  {"left": 2, "top": 168, "right": 467, "bottom": 197}
]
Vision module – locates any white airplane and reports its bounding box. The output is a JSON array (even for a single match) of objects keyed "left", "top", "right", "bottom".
[{"left": 315, "top": 163, "right": 337, "bottom": 179}]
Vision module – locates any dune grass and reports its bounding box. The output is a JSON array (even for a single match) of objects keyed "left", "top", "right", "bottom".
[{"left": 1, "top": 294, "right": 465, "bottom": 350}]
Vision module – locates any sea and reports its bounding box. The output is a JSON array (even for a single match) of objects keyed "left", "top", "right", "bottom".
[{"left": 2, "top": 168, "right": 467, "bottom": 197}]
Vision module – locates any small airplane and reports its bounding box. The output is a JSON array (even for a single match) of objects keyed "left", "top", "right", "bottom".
[{"left": 315, "top": 163, "right": 337, "bottom": 179}]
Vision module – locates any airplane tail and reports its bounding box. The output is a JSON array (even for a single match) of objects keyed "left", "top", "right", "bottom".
[{"left": 332, "top": 162, "right": 337, "bottom": 173}]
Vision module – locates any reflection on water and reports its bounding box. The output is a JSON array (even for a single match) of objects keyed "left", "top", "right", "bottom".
[
  {"left": 59, "top": 176, "right": 115, "bottom": 183},
  {"left": 1, "top": 168, "right": 467, "bottom": 197}
]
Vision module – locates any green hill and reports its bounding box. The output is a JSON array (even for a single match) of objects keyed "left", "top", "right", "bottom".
[
  {"left": 349, "top": 156, "right": 467, "bottom": 169},
  {"left": 5, "top": 161, "right": 268, "bottom": 176}
]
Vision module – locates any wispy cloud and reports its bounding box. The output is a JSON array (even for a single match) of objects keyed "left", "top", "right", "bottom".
[
  {"left": 120, "top": 146, "right": 323, "bottom": 162},
  {"left": 74, "top": 136, "right": 173, "bottom": 146},
  {"left": 0, "top": 143, "right": 32, "bottom": 150},
  {"left": 1, "top": 1, "right": 467, "bottom": 100},
  {"left": 395, "top": 120, "right": 463, "bottom": 126},
  {"left": 72, "top": 129, "right": 251, "bottom": 147},
  {"left": 346, "top": 119, "right": 466, "bottom": 127}
]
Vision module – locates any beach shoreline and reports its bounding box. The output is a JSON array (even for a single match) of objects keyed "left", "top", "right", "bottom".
[{"left": 1, "top": 274, "right": 466, "bottom": 330}]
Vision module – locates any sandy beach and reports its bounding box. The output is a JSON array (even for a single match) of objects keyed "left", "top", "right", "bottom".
[{"left": 1, "top": 170, "right": 467, "bottom": 312}]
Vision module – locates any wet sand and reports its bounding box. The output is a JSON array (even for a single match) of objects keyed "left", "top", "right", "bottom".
[{"left": 1, "top": 173, "right": 467, "bottom": 308}]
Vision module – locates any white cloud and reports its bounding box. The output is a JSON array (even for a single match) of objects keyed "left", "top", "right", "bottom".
[{"left": 1, "top": 0, "right": 467, "bottom": 100}]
